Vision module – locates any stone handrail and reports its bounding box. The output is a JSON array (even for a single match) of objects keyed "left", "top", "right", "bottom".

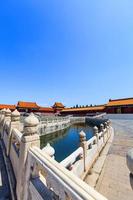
[
  {"left": 12, "top": 128, "right": 22, "bottom": 142},
  {"left": 0, "top": 109, "right": 110, "bottom": 200},
  {"left": 26, "top": 146, "right": 107, "bottom": 200},
  {"left": 59, "top": 125, "right": 112, "bottom": 178},
  {"left": 4, "top": 120, "right": 10, "bottom": 132},
  {"left": 60, "top": 147, "right": 83, "bottom": 168},
  {"left": 10, "top": 129, "right": 21, "bottom": 178},
  {"left": 3, "top": 120, "right": 10, "bottom": 146},
  {"left": 60, "top": 135, "right": 97, "bottom": 169},
  {"left": 86, "top": 136, "right": 97, "bottom": 147}
]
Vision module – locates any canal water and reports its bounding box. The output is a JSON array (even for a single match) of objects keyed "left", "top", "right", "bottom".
[{"left": 40, "top": 123, "right": 93, "bottom": 162}]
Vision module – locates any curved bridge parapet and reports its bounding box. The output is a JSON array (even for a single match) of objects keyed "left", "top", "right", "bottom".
[{"left": 0, "top": 109, "right": 110, "bottom": 200}]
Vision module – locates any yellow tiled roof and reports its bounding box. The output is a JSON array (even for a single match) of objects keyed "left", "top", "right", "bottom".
[
  {"left": 107, "top": 98, "right": 133, "bottom": 107},
  {"left": 53, "top": 102, "right": 64, "bottom": 108},
  {"left": 61, "top": 105, "right": 105, "bottom": 112},
  {"left": 0, "top": 104, "right": 16, "bottom": 110},
  {"left": 17, "top": 101, "right": 39, "bottom": 108},
  {"left": 39, "top": 107, "right": 54, "bottom": 112}
]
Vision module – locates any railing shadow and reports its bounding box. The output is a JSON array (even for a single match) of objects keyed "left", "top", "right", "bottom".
[{"left": 130, "top": 173, "right": 133, "bottom": 190}]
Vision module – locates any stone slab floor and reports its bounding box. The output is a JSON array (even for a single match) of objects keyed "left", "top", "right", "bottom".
[
  {"left": 0, "top": 140, "right": 11, "bottom": 200},
  {"left": 96, "top": 119, "right": 133, "bottom": 200}
]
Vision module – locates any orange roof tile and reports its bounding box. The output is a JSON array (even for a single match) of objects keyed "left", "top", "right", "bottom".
[
  {"left": 17, "top": 101, "right": 39, "bottom": 108},
  {"left": 53, "top": 102, "right": 65, "bottom": 108},
  {"left": 39, "top": 107, "right": 54, "bottom": 112},
  {"left": 107, "top": 98, "right": 133, "bottom": 107},
  {"left": 61, "top": 105, "right": 105, "bottom": 112},
  {"left": 0, "top": 104, "right": 16, "bottom": 110}
]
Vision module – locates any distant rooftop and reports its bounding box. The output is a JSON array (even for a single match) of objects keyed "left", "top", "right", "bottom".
[
  {"left": 62, "top": 105, "right": 105, "bottom": 112},
  {"left": 17, "top": 101, "right": 39, "bottom": 108},
  {"left": 39, "top": 107, "right": 54, "bottom": 112},
  {"left": 53, "top": 102, "right": 65, "bottom": 108},
  {"left": 0, "top": 104, "right": 16, "bottom": 110},
  {"left": 107, "top": 98, "right": 133, "bottom": 107}
]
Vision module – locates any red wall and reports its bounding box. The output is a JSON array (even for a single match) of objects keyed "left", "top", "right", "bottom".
[{"left": 106, "top": 106, "right": 133, "bottom": 113}]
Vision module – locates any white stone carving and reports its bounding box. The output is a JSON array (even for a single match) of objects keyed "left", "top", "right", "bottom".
[
  {"left": 126, "top": 148, "right": 133, "bottom": 175},
  {"left": 23, "top": 113, "right": 39, "bottom": 135},
  {"left": 42, "top": 143, "right": 55, "bottom": 158}
]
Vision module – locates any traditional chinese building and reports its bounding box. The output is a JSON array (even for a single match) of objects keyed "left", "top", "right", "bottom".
[
  {"left": 106, "top": 98, "right": 133, "bottom": 113},
  {"left": 0, "top": 104, "right": 16, "bottom": 111},
  {"left": 0, "top": 98, "right": 133, "bottom": 115},
  {"left": 16, "top": 101, "right": 54, "bottom": 114},
  {"left": 52, "top": 102, "right": 65, "bottom": 114},
  {"left": 61, "top": 105, "right": 106, "bottom": 116},
  {"left": 38, "top": 107, "right": 54, "bottom": 114},
  {"left": 16, "top": 101, "right": 39, "bottom": 112}
]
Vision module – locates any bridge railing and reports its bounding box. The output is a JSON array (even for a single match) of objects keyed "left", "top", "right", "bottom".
[
  {"left": 3, "top": 120, "right": 10, "bottom": 149},
  {"left": 0, "top": 109, "right": 22, "bottom": 179},
  {"left": 0, "top": 108, "right": 109, "bottom": 200},
  {"left": 9, "top": 128, "right": 22, "bottom": 178},
  {"left": 60, "top": 147, "right": 83, "bottom": 170},
  {"left": 60, "top": 122, "right": 112, "bottom": 179},
  {"left": 24, "top": 146, "right": 107, "bottom": 200},
  {"left": 9, "top": 129, "right": 21, "bottom": 179}
]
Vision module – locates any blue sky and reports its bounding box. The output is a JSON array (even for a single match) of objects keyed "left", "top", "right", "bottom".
[{"left": 0, "top": 0, "right": 133, "bottom": 107}]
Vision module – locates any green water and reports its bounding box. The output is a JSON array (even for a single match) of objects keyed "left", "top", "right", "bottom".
[{"left": 40, "top": 123, "right": 93, "bottom": 162}]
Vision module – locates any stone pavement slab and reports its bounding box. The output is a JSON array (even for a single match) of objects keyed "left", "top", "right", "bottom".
[
  {"left": 96, "top": 120, "right": 133, "bottom": 200},
  {"left": 85, "top": 127, "right": 114, "bottom": 188}
]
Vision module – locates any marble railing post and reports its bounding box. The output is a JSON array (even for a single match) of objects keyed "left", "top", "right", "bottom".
[
  {"left": 104, "top": 122, "right": 108, "bottom": 138},
  {"left": 0, "top": 108, "right": 6, "bottom": 121},
  {"left": 79, "top": 131, "right": 87, "bottom": 172},
  {"left": 7, "top": 109, "right": 21, "bottom": 156},
  {"left": 93, "top": 126, "right": 99, "bottom": 144},
  {"left": 126, "top": 149, "right": 133, "bottom": 175},
  {"left": 0, "top": 108, "right": 6, "bottom": 137},
  {"left": 104, "top": 122, "right": 107, "bottom": 129},
  {"left": 11, "top": 109, "right": 21, "bottom": 130},
  {"left": 1, "top": 109, "right": 11, "bottom": 138},
  {"left": 5, "top": 108, "right": 11, "bottom": 121},
  {"left": 16, "top": 113, "right": 40, "bottom": 200},
  {"left": 104, "top": 122, "right": 107, "bottom": 128},
  {"left": 107, "top": 120, "right": 111, "bottom": 137},
  {"left": 42, "top": 143, "right": 55, "bottom": 159},
  {"left": 100, "top": 123, "right": 105, "bottom": 142}
]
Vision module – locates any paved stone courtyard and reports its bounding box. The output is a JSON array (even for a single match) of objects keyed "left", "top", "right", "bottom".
[{"left": 96, "top": 119, "right": 133, "bottom": 200}]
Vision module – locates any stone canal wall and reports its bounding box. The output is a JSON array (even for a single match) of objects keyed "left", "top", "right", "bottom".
[
  {"left": 38, "top": 116, "right": 71, "bottom": 136},
  {"left": 21, "top": 116, "right": 89, "bottom": 136},
  {"left": 0, "top": 108, "right": 108, "bottom": 200},
  {"left": 38, "top": 116, "right": 86, "bottom": 136},
  {"left": 70, "top": 116, "right": 86, "bottom": 123}
]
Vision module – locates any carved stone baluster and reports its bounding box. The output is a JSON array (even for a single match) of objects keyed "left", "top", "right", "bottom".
[
  {"left": 0, "top": 108, "right": 6, "bottom": 137},
  {"left": 16, "top": 113, "right": 40, "bottom": 200},
  {"left": 7, "top": 109, "right": 21, "bottom": 156},
  {"left": 79, "top": 131, "right": 87, "bottom": 172},
  {"left": 42, "top": 143, "right": 55, "bottom": 159},
  {"left": 100, "top": 123, "right": 104, "bottom": 143},
  {"left": 93, "top": 126, "right": 99, "bottom": 145}
]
